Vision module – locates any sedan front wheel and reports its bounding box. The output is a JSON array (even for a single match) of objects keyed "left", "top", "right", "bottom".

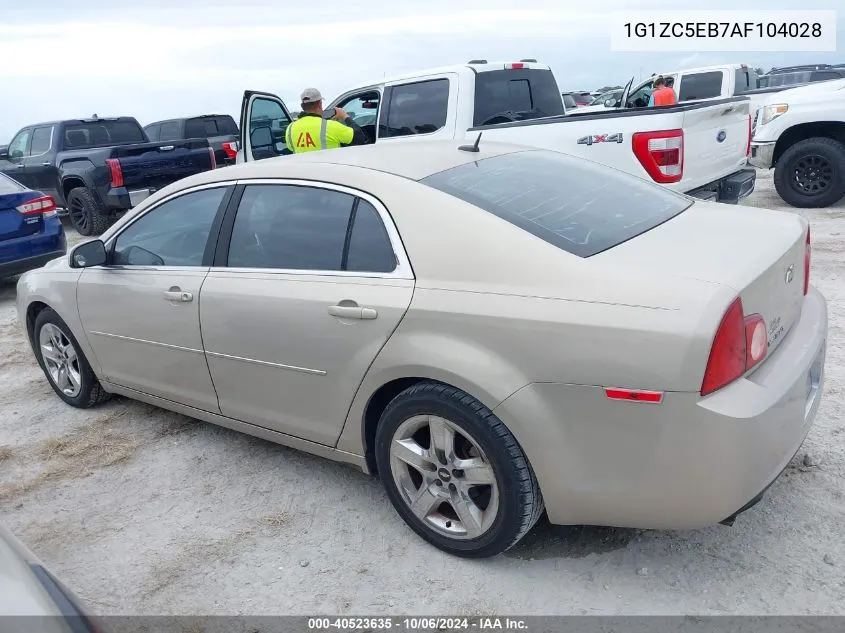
[{"left": 375, "top": 382, "right": 544, "bottom": 558}]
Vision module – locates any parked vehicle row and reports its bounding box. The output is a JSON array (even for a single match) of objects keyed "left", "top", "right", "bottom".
[
  {"left": 143, "top": 114, "right": 240, "bottom": 167},
  {"left": 0, "top": 116, "right": 216, "bottom": 236},
  {"left": 238, "top": 59, "right": 757, "bottom": 205}
]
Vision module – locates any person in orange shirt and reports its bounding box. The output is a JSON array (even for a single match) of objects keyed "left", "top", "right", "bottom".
[{"left": 648, "top": 76, "right": 678, "bottom": 107}]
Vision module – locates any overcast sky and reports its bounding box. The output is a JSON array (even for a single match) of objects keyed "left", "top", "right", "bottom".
[{"left": 0, "top": 0, "right": 842, "bottom": 142}]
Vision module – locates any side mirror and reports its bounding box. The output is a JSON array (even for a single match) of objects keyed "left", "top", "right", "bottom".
[
  {"left": 250, "top": 126, "right": 273, "bottom": 148},
  {"left": 9, "top": 149, "right": 23, "bottom": 160},
  {"left": 71, "top": 240, "right": 107, "bottom": 268},
  {"left": 0, "top": 146, "right": 8, "bottom": 160},
  {"left": 604, "top": 99, "right": 616, "bottom": 107}
]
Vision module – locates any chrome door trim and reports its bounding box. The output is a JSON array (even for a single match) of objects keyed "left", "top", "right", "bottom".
[
  {"left": 218, "top": 177, "right": 415, "bottom": 281},
  {"left": 88, "top": 330, "right": 205, "bottom": 354},
  {"left": 204, "top": 350, "right": 326, "bottom": 376}
]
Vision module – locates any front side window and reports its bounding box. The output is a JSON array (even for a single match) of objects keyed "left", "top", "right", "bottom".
[
  {"left": 113, "top": 187, "right": 227, "bottom": 266},
  {"left": 7, "top": 130, "right": 31, "bottom": 159},
  {"left": 678, "top": 71, "right": 723, "bottom": 101},
  {"left": 144, "top": 124, "right": 161, "bottom": 142},
  {"left": 420, "top": 150, "right": 692, "bottom": 258},
  {"left": 380, "top": 79, "right": 449, "bottom": 138},
  {"left": 249, "top": 97, "right": 292, "bottom": 159}
]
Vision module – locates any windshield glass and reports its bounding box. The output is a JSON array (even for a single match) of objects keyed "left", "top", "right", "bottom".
[{"left": 420, "top": 150, "right": 693, "bottom": 258}]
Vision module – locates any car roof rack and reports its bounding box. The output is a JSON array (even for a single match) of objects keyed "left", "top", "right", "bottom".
[
  {"left": 767, "top": 64, "right": 832, "bottom": 73},
  {"left": 468, "top": 59, "right": 488, "bottom": 64},
  {"left": 520, "top": 58, "right": 538, "bottom": 62}
]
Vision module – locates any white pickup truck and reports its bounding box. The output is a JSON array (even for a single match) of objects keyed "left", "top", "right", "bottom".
[
  {"left": 238, "top": 60, "right": 756, "bottom": 203},
  {"left": 750, "top": 78, "right": 845, "bottom": 208}
]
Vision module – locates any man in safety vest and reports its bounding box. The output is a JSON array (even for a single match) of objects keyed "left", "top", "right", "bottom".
[
  {"left": 648, "top": 76, "right": 677, "bottom": 107},
  {"left": 285, "top": 88, "right": 368, "bottom": 153}
]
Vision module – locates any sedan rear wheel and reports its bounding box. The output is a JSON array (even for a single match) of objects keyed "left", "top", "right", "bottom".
[{"left": 375, "top": 382, "right": 544, "bottom": 558}]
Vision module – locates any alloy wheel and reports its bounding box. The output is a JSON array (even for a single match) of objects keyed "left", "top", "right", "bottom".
[
  {"left": 791, "top": 154, "right": 833, "bottom": 196},
  {"left": 389, "top": 415, "right": 499, "bottom": 540},
  {"left": 39, "top": 323, "right": 82, "bottom": 398}
]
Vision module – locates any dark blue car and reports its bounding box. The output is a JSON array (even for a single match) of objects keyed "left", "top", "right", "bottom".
[{"left": 0, "top": 172, "right": 66, "bottom": 278}]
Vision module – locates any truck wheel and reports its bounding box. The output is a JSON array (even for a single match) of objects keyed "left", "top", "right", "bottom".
[
  {"left": 375, "top": 382, "right": 544, "bottom": 558},
  {"left": 67, "top": 187, "right": 112, "bottom": 236},
  {"left": 774, "top": 137, "right": 845, "bottom": 209}
]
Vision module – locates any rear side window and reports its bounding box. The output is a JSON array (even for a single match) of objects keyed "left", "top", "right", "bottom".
[
  {"left": 158, "top": 121, "right": 181, "bottom": 141},
  {"left": 345, "top": 200, "right": 396, "bottom": 273},
  {"left": 63, "top": 121, "right": 146, "bottom": 148},
  {"left": 30, "top": 127, "right": 53, "bottom": 155},
  {"left": 380, "top": 79, "right": 449, "bottom": 138},
  {"left": 810, "top": 71, "right": 840, "bottom": 81},
  {"left": 420, "top": 150, "right": 692, "bottom": 258},
  {"left": 185, "top": 116, "right": 237, "bottom": 138},
  {"left": 734, "top": 69, "right": 757, "bottom": 93},
  {"left": 678, "top": 71, "right": 724, "bottom": 101},
  {"left": 474, "top": 69, "right": 564, "bottom": 126}
]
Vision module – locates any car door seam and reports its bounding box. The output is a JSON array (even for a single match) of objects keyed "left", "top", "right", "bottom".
[{"left": 196, "top": 270, "right": 223, "bottom": 412}]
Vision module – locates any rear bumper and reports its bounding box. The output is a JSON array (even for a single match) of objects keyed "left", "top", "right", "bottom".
[
  {"left": 749, "top": 142, "right": 776, "bottom": 169},
  {"left": 493, "top": 287, "right": 828, "bottom": 529},
  {"left": 103, "top": 187, "right": 153, "bottom": 212},
  {"left": 0, "top": 218, "right": 66, "bottom": 278},
  {"left": 685, "top": 167, "right": 757, "bottom": 204}
]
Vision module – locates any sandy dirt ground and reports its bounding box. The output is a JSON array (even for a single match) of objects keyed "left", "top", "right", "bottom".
[{"left": 0, "top": 169, "right": 843, "bottom": 616}]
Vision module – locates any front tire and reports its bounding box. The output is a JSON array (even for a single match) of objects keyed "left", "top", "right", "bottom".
[
  {"left": 774, "top": 137, "right": 845, "bottom": 208},
  {"left": 33, "top": 308, "right": 110, "bottom": 408},
  {"left": 67, "top": 187, "right": 112, "bottom": 236},
  {"left": 375, "top": 382, "right": 543, "bottom": 558}
]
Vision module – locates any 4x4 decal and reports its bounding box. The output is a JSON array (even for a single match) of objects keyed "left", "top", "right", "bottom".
[{"left": 577, "top": 133, "right": 624, "bottom": 145}]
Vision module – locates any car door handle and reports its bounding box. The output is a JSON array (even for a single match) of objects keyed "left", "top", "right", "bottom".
[
  {"left": 16, "top": 164, "right": 24, "bottom": 169},
  {"left": 328, "top": 304, "right": 378, "bottom": 320},
  {"left": 163, "top": 288, "right": 193, "bottom": 303},
  {"left": 41, "top": 162, "right": 51, "bottom": 167}
]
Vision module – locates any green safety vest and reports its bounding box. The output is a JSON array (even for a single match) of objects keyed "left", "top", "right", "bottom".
[{"left": 285, "top": 115, "right": 354, "bottom": 153}]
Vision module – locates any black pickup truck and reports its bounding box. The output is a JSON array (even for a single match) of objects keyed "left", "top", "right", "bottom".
[
  {"left": 144, "top": 114, "right": 240, "bottom": 166},
  {"left": 0, "top": 117, "right": 215, "bottom": 235}
]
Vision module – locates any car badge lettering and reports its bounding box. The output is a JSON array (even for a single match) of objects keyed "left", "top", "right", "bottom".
[
  {"left": 577, "top": 133, "right": 624, "bottom": 146},
  {"left": 785, "top": 264, "right": 795, "bottom": 284}
]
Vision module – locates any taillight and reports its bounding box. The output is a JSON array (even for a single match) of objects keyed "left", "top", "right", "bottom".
[
  {"left": 504, "top": 62, "right": 525, "bottom": 69},
  {"left": 16, "top": 195, "right": 57, "bottom": 217},
  {"left": 221, "top": 142, "right": 237, "bottom": 160},
  {"left": 746, "top": 114, "right": 752, "bottom": 156},
  {"left": 632, "top": 129, "right": 684, "bottom": 183},
  {"left": 701, "top": 297, "right": 768, "bottom": 396},
  {"left": 105, "top": 159, "right": 124, "bottom": 188},
  {"left": 804, "top": 226, "right": 811, "bottom": 295},
  {"left": 208, "top": 147, "right": 217, "bottom": 169}
]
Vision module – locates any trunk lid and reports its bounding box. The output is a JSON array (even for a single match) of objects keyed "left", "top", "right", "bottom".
[
  {"left": 594, "top": 200, "right": 807, "bottom": 356},
  {"left": 678, "top": 99, "right": 750, "bottom": 192},
  {"left": 110, "top": 140, "right": 213, "bottom": 191}
]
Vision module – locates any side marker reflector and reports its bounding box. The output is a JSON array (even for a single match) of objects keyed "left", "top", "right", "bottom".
[{"left": 604, "top": 387, "right": 664, "bottom": 404}]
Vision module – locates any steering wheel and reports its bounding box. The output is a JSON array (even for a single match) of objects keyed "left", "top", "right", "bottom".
[{"left": 477, "top": 111, "right": 520, "bottom": 126}]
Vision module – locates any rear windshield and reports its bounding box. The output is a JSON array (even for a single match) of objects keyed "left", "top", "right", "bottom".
[
  {"left": 420, "top": 150, "right": 692, "bottom": 258},
  {"left": 185, "top": 115, "right": 239, "bottom": 138},
  {"left": 0, "top": 172, "right": 26, "bottom": 194},
  {"left": 63, "top": 121, "right": 146, "bottom": 149},
  {"left": 473, "top": 69, "right": 565, "bottom": 126}
]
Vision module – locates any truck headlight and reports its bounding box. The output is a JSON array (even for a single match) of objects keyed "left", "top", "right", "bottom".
[{"left": 759, "top": 104, "right": 788, "bottom": 126}]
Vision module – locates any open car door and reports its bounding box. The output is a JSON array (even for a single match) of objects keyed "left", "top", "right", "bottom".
[
  {"left": 618, "top": 77, "right": 634, "bottom": 109},
  {"left": 238, "top": 90, "right": 295, "bottom": 163}
]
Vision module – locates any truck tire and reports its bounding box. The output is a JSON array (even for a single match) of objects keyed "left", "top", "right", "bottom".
[
  {"left": 375, "top": 381, "right": 544, "bottom": 558},
  {"left": 774, "top": 137, "right": 845, "bottom": 209},
  {"left": 67, "top": 187, "right": 112, "bottom": 236}
]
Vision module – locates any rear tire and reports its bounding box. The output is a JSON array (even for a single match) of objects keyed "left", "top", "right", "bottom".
[
  {"left": 32, "top": 308, "right": 110, "bottom": 408},
  {"left": 375, "top": 382, "right": 544, "bottom": 558},
  {"left": 67, "top": 187, "right": 112, "bottom": 236},
  {"left": 774, "top": 137, "right": 845, "bottom": 209}
]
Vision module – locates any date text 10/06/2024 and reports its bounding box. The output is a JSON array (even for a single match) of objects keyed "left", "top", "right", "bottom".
[{"left": 307, "top": 617, "right": 529, "bottom": 630}]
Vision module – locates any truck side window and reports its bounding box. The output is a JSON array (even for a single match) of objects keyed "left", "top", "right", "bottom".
[
  {"left": 145, "top": 124, "right": 161, "bottom": 142},
  {"left": 159, "top": 121, "right": 181, "bottom": 141},
  {"left": 678, "top": 71, "right": 723, "bottom": 101},
  {"left": 29, "top": 127, "right": 53, "bottom": 156},
  {"left": 380, "top": 79, "right": 448, "bottom": 138},
  {"left": 7, "top": 130, "right": 31, "bottom": 159}
]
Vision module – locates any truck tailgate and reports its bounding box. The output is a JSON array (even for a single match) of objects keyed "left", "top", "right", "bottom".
[
  {"left": 112, "top": 140, "right": 213, "bottom": 192},
  {"left": 678, "top": 100, "right": 750, "bottom": 193}
]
